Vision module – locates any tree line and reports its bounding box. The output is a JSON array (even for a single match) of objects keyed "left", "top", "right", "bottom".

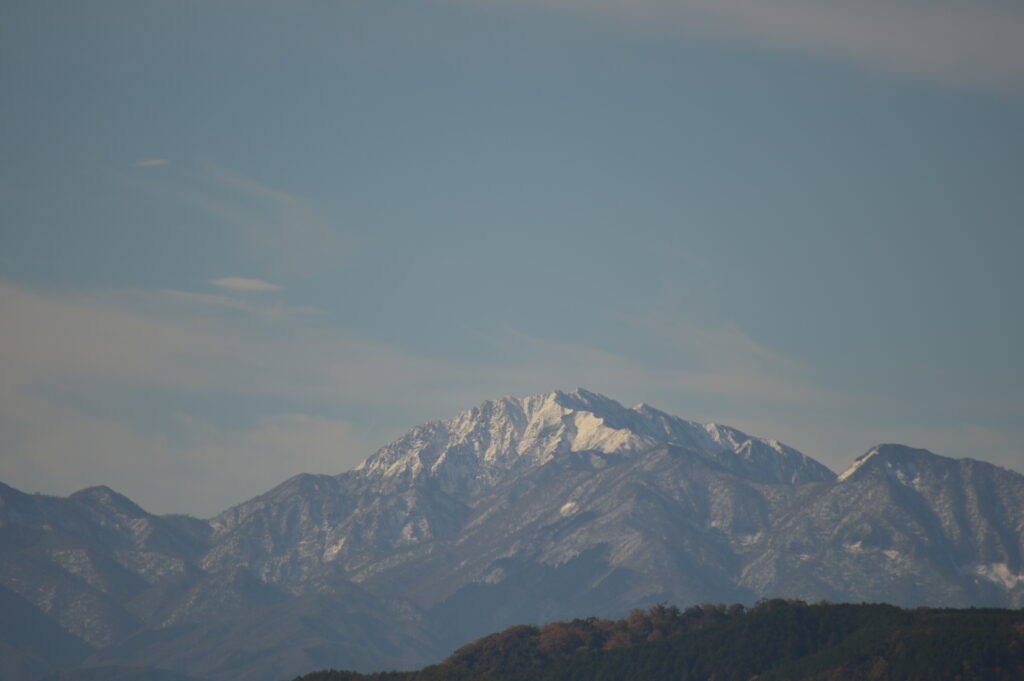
[{"left": 292, "top": 600, "right": 1024, "bottom": 681}]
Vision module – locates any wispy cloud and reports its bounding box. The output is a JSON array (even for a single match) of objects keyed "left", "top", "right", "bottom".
[
  {"left": 158, "top": 289, "right": 321, "bottom": 317},
  {"left": 0, "top": 281, "right": 387, "bottom": 514},
  {"left": 210, "top": 276, "right": 282, "bottom": 292},
  {"left": 197, "top": 163, "right": 346, "bottom": 277},
  {"left": 2, "top": 280, "right": 1021, "bottom": 514},
  {"left": 134, "top": 159, "right": 169, "bottom": 167},
  {"left": 118, "top": 161, "right": 346, "bottom": 277},
  {"left": 485, "top": 0, "right": 1024, "bottom": 93},
  {"left": 1, "top": 390, "right": 368, "bottom": 517}
]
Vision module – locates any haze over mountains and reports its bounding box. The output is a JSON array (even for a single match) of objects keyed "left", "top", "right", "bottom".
[{"left": 2, "top": 389, "right": 1023, "bottom": 681}]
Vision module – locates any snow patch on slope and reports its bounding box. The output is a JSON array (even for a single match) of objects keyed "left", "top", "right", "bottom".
[
  {"left": 838, "top": 447, "right": 881, "bottom": 482},
  {"left": 970, "top": 562, "right": 1024, "bottom": 589}
]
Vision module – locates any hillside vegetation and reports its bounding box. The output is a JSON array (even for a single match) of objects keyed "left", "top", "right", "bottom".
[{"left": 292, "top": 600, "right": 1024, "bottom": 681}]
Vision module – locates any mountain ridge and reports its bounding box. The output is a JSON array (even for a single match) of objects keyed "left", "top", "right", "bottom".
[
  {"left": 2, "top": 389, "right": 1022, "bottom": 681},
  {"left": 351, "top": 388, "right": 835, "bottom": 493}
]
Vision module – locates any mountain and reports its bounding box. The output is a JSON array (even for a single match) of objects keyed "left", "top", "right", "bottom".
[
  {"left": 203, "top": 390, "right": 833, "bottom": 593},
  {"left": 2, "top": 389, "right": 1023, "bottom": 681},
  {"left": 0, "top": 583, "right": 92, "bottom": 681},
  {"left": 354, "top": 389, "right": 833, "bottom": 490},
  {"left": 742, "top": 443, "right": 1024, "bottom": 605},
  {"left": 0, "top": 482, "right": 437, "bottom": 681},
  {"left": 35, "top": 669, "right": 207, "bottom": 681}
]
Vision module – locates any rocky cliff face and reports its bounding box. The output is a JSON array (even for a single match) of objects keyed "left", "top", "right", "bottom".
[{"left": 2, "top": 390, "right": 1022, "bottom": 681}]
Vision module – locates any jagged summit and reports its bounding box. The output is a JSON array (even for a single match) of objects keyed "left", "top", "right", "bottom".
[
  {"left": 837, "top": 444, "right": 943, "bottom": 482},
  {"left": 65, "top": 484, "right": 152, "bottom": 522},
  {"left": 353, "top": 389, "right": 834, "bottom": 492}
]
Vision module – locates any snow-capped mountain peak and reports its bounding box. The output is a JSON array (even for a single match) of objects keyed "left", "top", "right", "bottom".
[
  {"left": 837, "top": 444, "right": 941, "bottom": 483},
  {"left": 4, "top": 389, "right": 1024, "bottom": 681},
  {"left": 353, "top": 389, "right": 833, "bottom": 492},
  {"left": 353, "top": 389, "right": 655, "bottom": 490}
]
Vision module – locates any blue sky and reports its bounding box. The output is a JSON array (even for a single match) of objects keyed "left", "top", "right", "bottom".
[{"left": 2, "top": 0, "right": 1023, "bottom": 516}]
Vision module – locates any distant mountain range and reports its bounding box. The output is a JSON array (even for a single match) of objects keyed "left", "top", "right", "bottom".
[{"left": 2, "top": 389, "right": 1023, "bottom": 681}]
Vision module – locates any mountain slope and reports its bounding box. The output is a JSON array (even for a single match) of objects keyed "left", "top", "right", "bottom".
[
  {"left": 742, "top": 444, "right": 1024, "bottom": 606},
  {"left": 202, "top": 389, "right": 834, "bottom": 594},
  {"left": 0, "top": 479, "right": 439, "bottom": 680},
  {"left": 2, "top": 389, "right": 1023, "bottom": 681},
  {"left": 0, "top": 583, "right": 93, "bottom": 681}
]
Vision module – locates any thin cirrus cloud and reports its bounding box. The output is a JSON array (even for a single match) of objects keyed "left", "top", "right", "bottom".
[
  {"left": 210, "top": 276, "right": 283, "bottom": 292},
  {"left": 115, "top": 161, "right": 344, "bottom": 279},
  {"left": 1, "top": 279, "right": 1022, "bottom": 514},
  {"left": 199, "top": 163, "right": 345, "bottom": 277},
  {"left": 493, "top": 0, "right": 1024, "bottom": 93},
  {"left": 134, "top": 159, "right": 169, "bottom": 167},
  {"left": 0, "top": 279, "right": 832, "bottom": 506},
  {"left": 144, "top": 162, "right": 346, "bottom": 278}
]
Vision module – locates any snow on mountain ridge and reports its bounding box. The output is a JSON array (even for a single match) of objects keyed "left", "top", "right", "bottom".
[
  {"left": 353, "top": 390, "right": 656, "bottom": 492},
  {"left": 838, "top": 446, "right": 884, "bottom": 482},
  {"left": 837, "top": 444, "right": 945, "bottom": 484},
  {"left": 6, "top": 392, "right": 1024, "bottom": 681},
  {"left": 353, "top": 389, "right": 834, "bottom": 491}
]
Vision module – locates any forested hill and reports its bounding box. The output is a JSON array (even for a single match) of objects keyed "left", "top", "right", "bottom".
[{"left": 291, "top": 600, "right": 1024, "bottom": 681}]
